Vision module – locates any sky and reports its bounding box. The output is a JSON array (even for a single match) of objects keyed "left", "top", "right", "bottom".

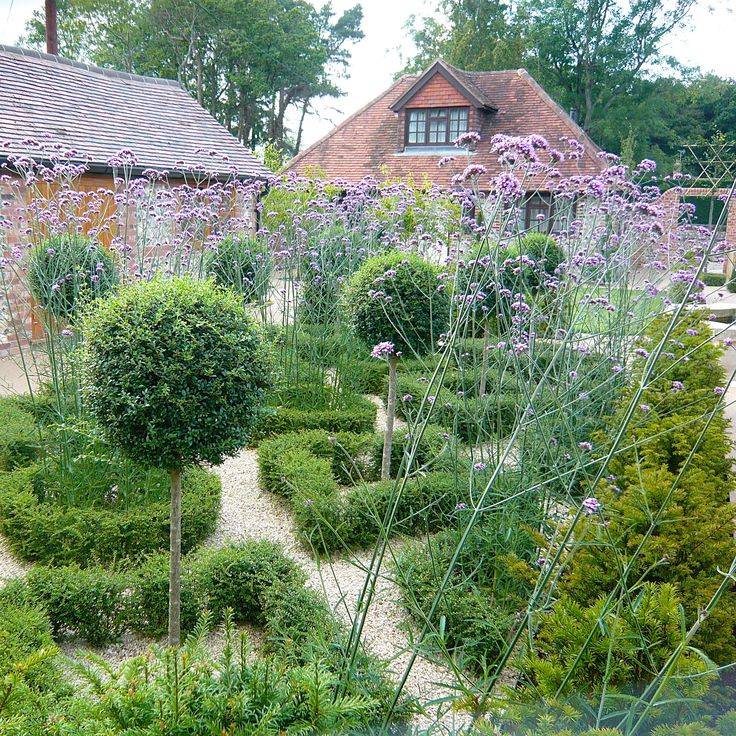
[{"left": 1, "top": 0, "right": 735, "bottom": 149}]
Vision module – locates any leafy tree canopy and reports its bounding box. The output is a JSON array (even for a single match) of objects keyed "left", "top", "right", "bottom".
[{"left": 21, "top": 0, "right": 363, "bottom": 156}]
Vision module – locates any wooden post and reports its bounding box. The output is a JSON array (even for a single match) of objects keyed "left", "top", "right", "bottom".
[
  {"left": 45, "top": 0, "right": 58, "bottom": 55},
  {"left": 168, "top": 467, "right": 182, "bottom": 646},
  {"left": 381, "top": 355, "right": 398, "bottom": 480}
]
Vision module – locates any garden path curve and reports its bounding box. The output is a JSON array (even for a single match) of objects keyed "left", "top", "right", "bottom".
[{"left": 208, "top": 395, "right": 470, "bottom": 729}]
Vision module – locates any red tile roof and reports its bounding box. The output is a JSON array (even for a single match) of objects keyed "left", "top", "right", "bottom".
[{"left": 286, "top": 64, "right": 604, "bottom": 189}]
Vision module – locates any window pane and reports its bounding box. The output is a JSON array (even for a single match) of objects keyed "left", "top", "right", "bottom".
[
  {"left": 428, "top": 109, "right": 448, "bottom": 144},
  {"left": 449, "top": 108, "right": 468, "bottom": 141},
  {"left": 407, "top": 110, "right": 426, "bottom": 144}
]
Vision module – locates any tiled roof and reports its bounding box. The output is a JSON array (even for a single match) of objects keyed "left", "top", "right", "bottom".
[
  {"left": 286, "top": 65, "right": 604, "bottom": 189},
  {"left": 0, "top": 45, "right": 269, "bottom": 180}
]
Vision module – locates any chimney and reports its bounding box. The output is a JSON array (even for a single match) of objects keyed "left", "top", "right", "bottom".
[
  {"left": 45, "top": 0, "right": 58, "bottom": 55},
  {"left": 569, "top": 108, "right": 578, "bottom": 124}
]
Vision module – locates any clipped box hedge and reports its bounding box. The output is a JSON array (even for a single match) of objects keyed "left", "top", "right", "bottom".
[
  {"left": 250, "top": 394, "right": 377, "bottom": 442},
  {"left": 258, "top": 427, "right": 463, "bottom": 553},
  {"left": 0, "top": 464, "right": 220, "bottom": 566}
]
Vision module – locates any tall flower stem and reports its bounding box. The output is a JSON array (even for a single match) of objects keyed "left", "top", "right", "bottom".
[{"left": 381, "top": 354, "right": 398, "bottom": 480}]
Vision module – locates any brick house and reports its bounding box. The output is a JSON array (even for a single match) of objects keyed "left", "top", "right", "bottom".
[
  {"left": 0, "top": 44, "right": 269, "bottom": 353},
  {"left": 285, "top": 59, "right": 604, "bottom": 231}
]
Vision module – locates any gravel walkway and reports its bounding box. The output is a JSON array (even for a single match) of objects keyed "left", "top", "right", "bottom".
[{"left": 209, "top": 404, "right": 470, "bottom": 729}]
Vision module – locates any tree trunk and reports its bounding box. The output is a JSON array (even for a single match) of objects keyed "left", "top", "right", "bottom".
[
  {"left": 196, "top": 49, "right": 203, "bottom": 106},
  {"left": 168, "top": 467, "right": 182, "bottom": 646},
  {"left": 479, "top": 319, "right": 490, "bottom": 397},
  {"left": 381, "top": 355, "right": 398, "bottom": 480},
  {"left": 295, "top": 98, "right": 310, "bottom": 153}
]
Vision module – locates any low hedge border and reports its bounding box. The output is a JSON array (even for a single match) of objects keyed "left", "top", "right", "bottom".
[
  {"left": 0, "top": 396, "right": 41, "bottom": 470},
  {"left": 1, "top": 541, "right": 349, "bottom": 657},
  {"left": 257, "top": 427, "right": 464, "bottom": 553},
  {"left": 250, "top": 394, "right": 377, "bottom": 442},
  {"left": 0, "top": 464, "right": 221, "bottom": 566}
]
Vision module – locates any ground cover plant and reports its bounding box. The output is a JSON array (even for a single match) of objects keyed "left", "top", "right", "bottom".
[{"left": 0, "top": 139, "right": 734, "bottom": 734}]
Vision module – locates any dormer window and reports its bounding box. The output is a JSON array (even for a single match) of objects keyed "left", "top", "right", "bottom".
[{"left": 406, "top": 107, "right": 469, "bottom": 146}]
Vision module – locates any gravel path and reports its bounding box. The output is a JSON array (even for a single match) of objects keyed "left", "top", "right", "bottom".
[
  {"left": 0, "top": 533, "right": 29, "bottom": 584},
  {"left": 209, "top": 410, "right": 470, "bottom": 728}
]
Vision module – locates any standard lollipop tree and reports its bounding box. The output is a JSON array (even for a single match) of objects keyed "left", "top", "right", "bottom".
[
  {"left": 83, "top": 277, "right": 271, "bottom": 645},
  {"left": 344, "top": 251, "right": 450, "bottom": 479}
]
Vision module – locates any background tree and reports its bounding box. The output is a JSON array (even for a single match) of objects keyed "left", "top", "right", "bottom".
[
  {"left": 21, "top": 0, "right": 363, "bottom": 155},
  {"left": 83, "top": 277, "right": 272, "bottom": 644}
]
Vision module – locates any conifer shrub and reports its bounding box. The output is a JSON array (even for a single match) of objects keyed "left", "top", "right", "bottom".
[
  {"left": 0, "top": 599, "right": 60, "bottom": 692},
  {"left": 561, "top": 314, "right": 736, "bottom": 663}
]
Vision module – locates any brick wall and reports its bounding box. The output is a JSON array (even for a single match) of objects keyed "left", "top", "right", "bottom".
[{"left": 405, "top": 73, "right": 469, "bottom": 108}]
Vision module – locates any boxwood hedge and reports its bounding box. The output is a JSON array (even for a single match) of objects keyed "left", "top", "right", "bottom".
[
  {"left": 0, "top": 464, "right": 220, "bottom": 566},
  {"left": 258, "top": 427, "right": 463, "bottom": 553}
]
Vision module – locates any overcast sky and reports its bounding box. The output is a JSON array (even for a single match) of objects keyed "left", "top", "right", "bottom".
[{"left": 1, "top": 0, "right": 735, "bottom": 149}]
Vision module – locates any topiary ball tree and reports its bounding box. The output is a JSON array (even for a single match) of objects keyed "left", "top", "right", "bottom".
[
  {"left": 28, "top": 234, "right": 118, "bottom": 321},
  {"left": 344, "top": 251, "right": 450, "bottom": 479},
  {"left": 83, "top": 276, "right": 272, "bottom": 645}
]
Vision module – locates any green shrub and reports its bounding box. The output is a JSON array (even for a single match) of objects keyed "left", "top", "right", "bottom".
[
  {"left": 83, "top": 276, "right": 272, "bottom": 469},
  {"left": 28, "top": 234, "right": 117, "bottom": 319},
  {"left": 204, "top": 234, "right": 272, "bottom": 305},
  {"left": 503, "top": 232, "right": 565, "bottom": 294},
  {"left": 343, "top": 250, "right": 450, "bottom": 355},
  {"left": 252, "top": 397, "right": 376, "bottom": 440},
  {"left": 127, "top": 541, "right": 305, "bottom": 639},
  {"left": 23, "top": 565, "right": 127, "bottom": 646},
  {"left": 189, "top": 542, "right": 305, "bottom": 625},
  {"left": 370, "top": 424, "right": 455, "bottom": 477},
  {"left": 562, "top": 314, "right": 736, "bottom": 663},
  {"left": 125, "top": 552, "right": 199, "bottom": 637},
  {"left": 0, "top": 600, "right": 59, "bottom": 691},
  {"left": 703, "top": 272, "right": 726, "bottom": 287},
  {"left": 395, "top": 501, "right": 536, "bottom": 669},
  {"left": 0, "top": 464, "right": 220, "bottom": 566},
  {"left": 0, "top": 397, "right": 39, "bottom": 470}
]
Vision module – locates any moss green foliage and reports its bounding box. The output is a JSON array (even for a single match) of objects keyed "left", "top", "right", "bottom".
[
  {"left": 83, "top": 276, "right": 272, "bottom": 469},
  {"left": 127, "top": 541, "right": 306, "bottom": 639},
  {"left": 703, "top": 272, "right": 726, "bottom": 287},
  {"left": 0, "top": 544, "right": 408, "bottom": 734},
  {"left": 203, "top": 234, "right": 272, "bottom": 304},
  {"left": 0, "top": 397, "right": 39, "bottom": 470},
  {"left": 523, "top": 584, "right": 708, "bottom": 699},
  {"left": 27, "top": 234, "right": 118, "bottom": 319},
  {"left": 344, "top": 250, "right": 450, "bottom": 355},
  {"left": 19, "top": 565, "right": 128, "bottom": 647},
  {"left": 562, "top": 314, "right": 736, "bottom": 663},
  {"left": 0, "top": 463, "right": 220, "bottom": 565},
  {"left": 258, "top": 428, "right": 464, "bottom": 552},
  {"left": 0, "top": 599, "right": 59, "bottom": 690},
  {"left": 29, "top": 616, "right": 404, "bottom": 735}
]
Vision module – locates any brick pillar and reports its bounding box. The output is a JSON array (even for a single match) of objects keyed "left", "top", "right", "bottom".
[
  {"left": 726, "top": 197, "right": 736, "bottom": 281},
  {"left": 660, "top": 187, "right": 681, "bottom": 269}
]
